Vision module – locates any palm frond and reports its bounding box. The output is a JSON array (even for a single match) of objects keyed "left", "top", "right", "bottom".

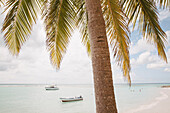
[
  {"left": 0, "top": 0, "right": 4, "bottom": 6},
  {"left": 44, "top": 0, "right": 76, "bottom": 68},
  {"left": 123, "top": 0, "right": 167, "bottom": 62},
  {"left": 2, "top": 0, "right": 39, "bottom": 55},
  {"left": 121, "top": 0, "right": 170, "bottom": 9},
  {"left": 102, "top": 0, "right": 131, "bottom": 83},
  {"left": 41, "top": 0, "right": 49, "bottom": 19},
  {"left": 76, "top": 0, "right": 91, "bottom": 56},
  {"left": 157, "top": 0, "right": 170, "bottom": 9}
]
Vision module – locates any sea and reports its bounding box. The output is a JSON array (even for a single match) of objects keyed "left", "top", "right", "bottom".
[{"left": 0, "top": 83, "right": 168, "bottom": 113}]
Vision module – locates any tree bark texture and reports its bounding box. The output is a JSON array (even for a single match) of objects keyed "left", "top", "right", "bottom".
[{"left": 85, "top": 0, "right": 118, "bottom": 113}]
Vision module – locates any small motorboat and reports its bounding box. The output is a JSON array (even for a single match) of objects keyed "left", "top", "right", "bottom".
[
  {"left": 60, "top": 96, "right": 83, "bottom": 102},
  {"left": 45, "top": 85, "right": 59, "bottom": 90}
]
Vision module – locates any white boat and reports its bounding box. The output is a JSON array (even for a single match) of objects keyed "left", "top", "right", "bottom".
[
  {"left": 45, "top": 85, "right": 59, "bottom": 90},
  {"left": 60, "top": 96, "right": 83, "bottom": 102}
]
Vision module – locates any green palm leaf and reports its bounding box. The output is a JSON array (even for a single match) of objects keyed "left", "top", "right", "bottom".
[
  {"left": 43, "top": 0, "right": 76, "bottom": 68},
  {"left": 102, "top": 0, "right": 131, "bottom": 83},
  {"left": 2, "top": 0, "right": 39, "bottom": 55},
  {"left": 76, "top": 0, "right": 91, "bottom": 56},
  {"left": 123, "top": 0, "right": 167, "bottom": 62}
]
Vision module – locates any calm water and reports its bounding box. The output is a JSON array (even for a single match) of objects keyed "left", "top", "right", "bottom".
[{"left": 0, "top": 84, "right": 166, "bottom": 113}]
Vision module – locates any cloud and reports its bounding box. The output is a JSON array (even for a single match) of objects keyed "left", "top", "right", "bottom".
[
  {"left": 130, "top": 30, "right": 170, "bottom": 56},
  {"left": 146, "top": 49, "right": 170, "bottom": 69},
  {"left": 131, "top": 49, "right": 170, "bottom": 71},
  {"left": 147, "top": 62, "right": 166, "bottom": 69},
  {"left": 145, "top": 49, "right": 170, "bottom": 70},
  {"left": 0, "top": 23, "right": 93, "bottom": 84},
  {"left": 159, "top": 10, "right": 170, "bottom": 21},
  {"left": 136, "top": 52, "right": 151, "bottom": 64},
  {"left": 130, "top": 38, "right": 155, "bottom": 55},
  {"left": 130, "top": 29, "right": 170, "bottom": 71},
  {"left": 131, "top": 51, "right": 158, "bottom": 65}
]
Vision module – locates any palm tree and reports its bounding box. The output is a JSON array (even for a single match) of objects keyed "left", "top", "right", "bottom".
[{"left": 1, "top": 0, "right": 169, "bottom": 113}]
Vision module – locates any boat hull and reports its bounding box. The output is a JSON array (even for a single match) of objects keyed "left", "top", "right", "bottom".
[
  {"left": 45, "top": 87, "right": 59, "bottom": 90},
  {"left": 61, "top": 98, "right": 83, "bottom": 102}
]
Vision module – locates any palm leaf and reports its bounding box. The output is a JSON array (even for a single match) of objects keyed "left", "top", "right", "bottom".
[
  {"left": 121, "top": 0, "right": 170, "bottom": 9},
  {"left": 44, "top": 0, "right": 76, "bottom": 68},
  {"left": 123, "top": 0, "right": 167, "bottom": 62},
  {"left": 2, "top": 0, "right": 39, "bottom": 55},
  {"left": 102, "top": 0, "right": 131, "bottom": 83},
  {"left": 0, "top": 0, "right": 4, "bottom": 6},
  {"left": 41, "top": 0, "right": 48, "bottom": 19},
  {"left": 76, "top": 0, "right": 91, "bottom": 56},
  {"left": 157, "top": 0, "right": 170, "bottom": 8}
]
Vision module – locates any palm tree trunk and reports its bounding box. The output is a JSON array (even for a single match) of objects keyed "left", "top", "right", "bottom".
[{"left": 85, "top": 0, "right": 118, "bottom": 113}]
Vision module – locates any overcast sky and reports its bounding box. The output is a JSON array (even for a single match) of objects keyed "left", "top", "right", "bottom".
[{"left": 0, "top": 8, "right": 170, "bottom": 84}]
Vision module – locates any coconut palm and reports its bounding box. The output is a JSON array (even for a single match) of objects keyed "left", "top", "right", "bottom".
[{"left": 1, "top": 0, "right": 169, "bottom": 113}]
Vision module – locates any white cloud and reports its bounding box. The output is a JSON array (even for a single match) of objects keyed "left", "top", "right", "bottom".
[
  {"left": 130, "top": 29, "right": 170, "bottom": 71},
  {"left": 130, "top": 38, "right": 155, "bottom": 55},
  {"left": 130, "top": 50, "right": 169, "bottom": 70},
  {"left": 146, "top": 49, "right": 170, "bottom": 70},
  {"left": 159, "top": 10, "right": 170, "bottom": 21},
  {"left": 131, "top": 51, "right": 159, "bottom": 65},
  {"left": 130, "top": 29, "right": 170, "bottom": 56},
  {"left": 147, "top": 62, "right": 166, "bottom": 69},
  {"left": 136, "top": 52, "right": 151, "bottom": 64}
]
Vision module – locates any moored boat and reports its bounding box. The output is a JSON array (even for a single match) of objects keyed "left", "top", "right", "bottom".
[
  {"left": 60, "top": 96, "right": 83, "bottom": 102},
  {"left": 45, "top": 85, "right": 59, "bottom": 90}
]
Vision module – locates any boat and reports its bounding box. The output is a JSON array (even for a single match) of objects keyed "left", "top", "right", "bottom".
[
  {"left": 60, "top": 96, "right": 83, "bottom": 102},
  {"left": 45, "top": 85, "right": 59, "bottom": 90}
]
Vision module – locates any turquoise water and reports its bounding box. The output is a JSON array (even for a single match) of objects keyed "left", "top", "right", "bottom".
[
  {"left": 115, "top": 84, "right": 162, "bottom": 113},
  {"left": 0, "top": 84, "right": 166, "bottom": 113}
]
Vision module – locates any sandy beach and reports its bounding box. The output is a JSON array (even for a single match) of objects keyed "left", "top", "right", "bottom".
[{"left": 127, "top": 87, "right": 170, "bottom": 113}]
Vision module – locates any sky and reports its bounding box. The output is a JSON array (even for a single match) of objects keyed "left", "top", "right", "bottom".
[{"left": 0, "top": 7, "right": 170, "bottom": 84}]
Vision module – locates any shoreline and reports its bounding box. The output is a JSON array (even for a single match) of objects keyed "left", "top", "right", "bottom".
[{"left": 127, "top": 87, "right": 170, "bottom": 113}]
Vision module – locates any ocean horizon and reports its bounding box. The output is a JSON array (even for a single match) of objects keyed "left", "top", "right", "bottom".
[{"left": 1, "top": 82, "right": 170, "bottom": 85}]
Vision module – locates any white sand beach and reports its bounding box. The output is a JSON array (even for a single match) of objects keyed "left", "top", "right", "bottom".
[{"left": 127, "top": 87, "right": 170, "bottom": 113}]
